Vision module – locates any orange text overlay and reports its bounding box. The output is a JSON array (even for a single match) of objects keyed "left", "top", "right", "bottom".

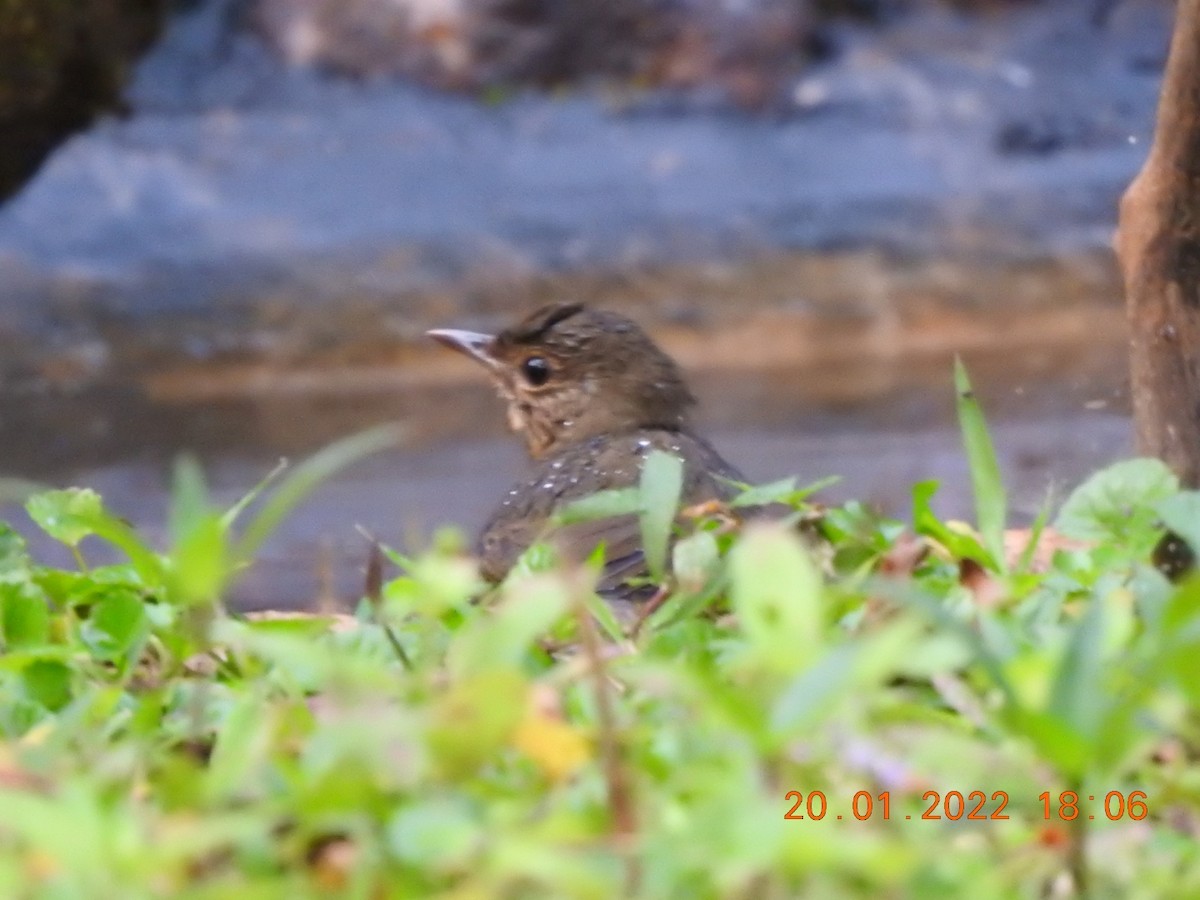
[{"left": 783, "top": 790, "right": 1149, "bottom": 822}]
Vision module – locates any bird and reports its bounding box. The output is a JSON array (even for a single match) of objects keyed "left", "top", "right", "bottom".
[{"left": 427, "top": 301, "right": 747, "bottom": 599}]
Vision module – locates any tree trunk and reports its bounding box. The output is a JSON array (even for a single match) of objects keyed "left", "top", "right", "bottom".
[{"left": 1117, "top": 0, "right": 1200, "bottom": 486}]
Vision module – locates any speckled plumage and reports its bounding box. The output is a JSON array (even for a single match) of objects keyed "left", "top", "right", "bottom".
[{"left": 428, "top": 302, "right": 745, "bottom": 597}]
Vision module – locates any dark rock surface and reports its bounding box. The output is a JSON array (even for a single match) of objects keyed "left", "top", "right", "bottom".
[
  {"left": 247, "top": 0, "right": 828, "bottom": 99},
  {"left": 0, "top": 0, "right": 1167, "bottom": 381},
  {"left": 0, "top": 0, "right": 169, "bottom": 201}
]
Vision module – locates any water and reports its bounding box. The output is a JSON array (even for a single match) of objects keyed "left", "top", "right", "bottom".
[{"left": 2, "top": 373, "right": 1132, "bottom": 610}]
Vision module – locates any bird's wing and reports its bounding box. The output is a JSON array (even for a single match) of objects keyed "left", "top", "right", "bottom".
[
  {"left": 479, "top": 430, "right": 745, "bottom": 600},
  {"left": 550, "top": 513, "right": 648, "bottom": 595}
]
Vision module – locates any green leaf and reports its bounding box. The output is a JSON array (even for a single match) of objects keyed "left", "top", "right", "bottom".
[
  {"left": 447, "top": 575, "right": 569, "bottom": 678},
  {"left": 1045, "top": 593, "right": 1107, "bottom": 775},
  {"left": 1056, "top": 458, "right": 1178, "bottom": 543},
  {"left": 729, "top": 525, "right": 823, "bottom": 672},
  {"left": 1157, "top": 491, "right": 1200, "bottom": 554},
  {"left": 169, "top": 512, "right": 228, "bottom": 607},
  {"left": 206, "top": 689, "right": 274, "bottom": 801},
  {"left": 24, "top": 488, "right": 163, "bottom": 583},
  {"left": 954, "top": 358, "right": 1006, "bottom": 567},
  {"left": 169, "top": 456, "right": 211, "bottom": 547},
  {"left": 672, "top": 529, "right": 720, "bottom": 594},
  {"left": 26, "top": 488, "right": 105, "bottom": 547},
  {"left": 428, "top": 670, "right": 528, "bottom": 777},
  {"left": 165, "top": 457, "right": 230, "bottom": 606},
  {"left": 1014, "top": 496, "right": 1052, "bottom": 575},
  {"left": 1, "top": 583, "right": 49, "bottom": 647},
  {"left": 639, "top": 449, "right": 685, "bottom": 582},
  {"left": 555, "top": 487, "right": 642, "bottom": 525},
  {"left": 911, "top": 480, "right": 991, "bottom": 564},
  {"left": 730, "top": 476, "right": 796, "bottom": 508},
  {"left": 388, "top": 799, "right": 481, "bottom": 868},
  {"left": 1151, "top": 577, "right": 1200, "bottom": 706},
  {"left": 770, "top": 644, "right": 858, "bottom": 734},
  {"left": 80, "top": 592, "right": 148, "bottom": 663},
  {"left": 583, "top": 588, "right": 626, "bottom": 643},
  {"left": 730, "top": 475, "right": 841, "bottom": 509},
  {"left": 0, "top": 525, "right": 32, "bottom": 580},
  {"left": 20, "top": 660, "right": 72, "bottom": 711}
]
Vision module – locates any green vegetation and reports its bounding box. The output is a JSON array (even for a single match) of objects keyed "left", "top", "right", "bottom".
[{"left": 1, "top": 376, "right": 1199, "bottom": 898}]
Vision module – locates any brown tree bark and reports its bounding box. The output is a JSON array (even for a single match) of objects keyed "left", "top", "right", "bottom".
[{"left": 1117, "top": 0, "right": 1200, "bottom": 486}]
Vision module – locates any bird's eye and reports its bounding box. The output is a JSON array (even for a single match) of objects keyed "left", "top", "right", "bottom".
[{"left": 520, "top": 356, "right": 551, "bottom": 386}]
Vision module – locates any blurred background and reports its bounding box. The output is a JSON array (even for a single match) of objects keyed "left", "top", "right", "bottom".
[{"left": 0, "top": 0, "right": 1167, "bottom": 607}]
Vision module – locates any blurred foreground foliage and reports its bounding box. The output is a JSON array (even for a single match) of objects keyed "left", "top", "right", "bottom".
[{"left": 1, "top": 382, "right": 1200, "bottom": 898}]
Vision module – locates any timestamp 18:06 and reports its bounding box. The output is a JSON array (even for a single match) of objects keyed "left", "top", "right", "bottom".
[{"left": 784, "top": 790, "right": 1149, "bottom": 821}]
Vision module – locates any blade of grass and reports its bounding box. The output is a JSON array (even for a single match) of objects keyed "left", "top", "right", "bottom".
[
  {"left": 233, "top": 424, "right": 404, "bottom": 567},
  {"left": 221, "top": 458, "right": 288, "bottom": 529},
  {"left": 954, "top": 357, "right": 1006, "bottom": 569},
  {"left": 1015, "top": 495, "right": 1053, "bottom": 575}
]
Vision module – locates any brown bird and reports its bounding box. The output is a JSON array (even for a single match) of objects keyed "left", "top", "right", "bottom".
[{"left": 428, "top": 302, "right": 746, "bottom": 599}]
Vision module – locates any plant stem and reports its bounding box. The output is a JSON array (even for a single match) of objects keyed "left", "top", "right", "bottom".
[{"left": 576, "top": 592, "right": 639, "bottom": 893}]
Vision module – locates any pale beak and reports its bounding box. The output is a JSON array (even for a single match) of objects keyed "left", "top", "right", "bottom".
[{"left": 426, "top": 328, "right": 500, "bottom": 370}]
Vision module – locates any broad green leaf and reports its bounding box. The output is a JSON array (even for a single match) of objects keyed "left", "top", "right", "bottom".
[
  {"left": 639, "top": 450, "right": 685, "bottom": 581},
  {"left": 24, "top": 488, "right": 162, "bottom": 582},
  {"left": 954, "top": 358, "right": 1006, "bottom": 567},
  {"left": 729, "top": 525, "right": 823, "bottom": 672},
  {"left": 1056, "top": 458, "right": 1178, "bottom": 543},
  {"left": 672, "top": 529, "right": 720, "bottom": 595},
  {"left": 1157, "top": 491, "right": 1200, "bottom": 556},
  {"left": 20, "top": 660, "right": 72, "bottom": 711},
  {"left": 79, "top": 592, "right": 148, "bottom": 663},
  {"left": 1, "top": 583, "right": 49, "bottom": 647},
  {"left": 26, "top": 488, "right": 105, "bottom": 547},
  {"left": 771, "top": 619, "right": 924, "bottom": 736}
]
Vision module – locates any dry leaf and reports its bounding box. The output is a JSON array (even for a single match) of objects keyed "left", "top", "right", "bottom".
[
  {"left": 512, "top": 685, "right": 590, "bottom": 782},
  {"left": 1003, "top": 528, "right": 1089, "bottom": 572}
]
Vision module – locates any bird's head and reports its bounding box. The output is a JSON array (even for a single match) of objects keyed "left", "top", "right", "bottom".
[{"left": 428, "top": 302, "right": 695, "bottom": 458}]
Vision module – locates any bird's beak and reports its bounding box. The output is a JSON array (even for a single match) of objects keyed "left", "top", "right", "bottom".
[{"left": 426, "top": 328, "right": 500, "bottom": 370}]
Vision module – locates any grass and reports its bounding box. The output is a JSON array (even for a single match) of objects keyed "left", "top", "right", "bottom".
[{"left": 0, "top": 373, "right": 1199, "bottom": 898}]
